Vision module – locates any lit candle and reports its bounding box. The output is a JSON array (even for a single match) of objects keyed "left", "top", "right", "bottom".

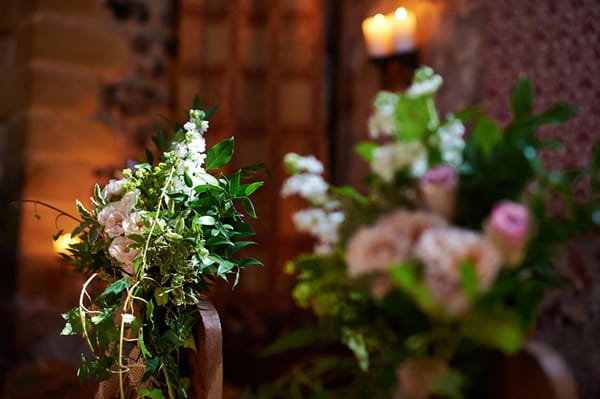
[
  {"left": 390, "top": 7, "right": 416, "bottom": 53},
  {"left": 361, "top": 13, "right": 394, "bottom": 57}
]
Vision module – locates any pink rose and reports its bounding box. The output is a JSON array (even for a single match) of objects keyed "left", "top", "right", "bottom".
[
  {"left": 108, "top": 236, "right": 139, "bottom": 274},
  {"left": 419, "top": 165, "right": 457, "bottom": 220},
  {"left": 414, "top": 227, "right": 501, "bottom": 314},
  {"left": 486, "top": 201, "right": 530, "bottom": 266},
  {"left": 346, "top": 225, "right": 411, "bottom": 278}
]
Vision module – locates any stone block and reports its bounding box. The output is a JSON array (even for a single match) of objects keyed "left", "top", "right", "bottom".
[
  {"left": 278, "top": 80, "right": 313, "bottom": 126},
  {"left": 31, "top": 0, "right": 104, "bottom": 16},
  {"left": 282, "top": 0, "right": 317, "bottom": 14},
  {"left": 28, "top": 60, "right": 102, "bottom": 112},
  {"left": 24, "top": 109, "right": 119, "bottom": 164},
  {"left": 17, "top": 12, "right": 129, "bottom": 71},
  {"left": 0, "top": 67, "right": 27, "bottom": 119},
  {"left": 0, "top": 0, "right": 23, "bottom": 31}
]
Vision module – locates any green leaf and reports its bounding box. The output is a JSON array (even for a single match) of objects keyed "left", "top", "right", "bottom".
[
  {"left": 205, "top": 105, "right": 218, "bottom": 119},
  {"left": 389, "top": 262, "right": 437, "bottom": 314},
  {"left": 395, "top": 95, "right": 431, "bottom": 141},
  {"left": 242, "top": 197, "right": 257, "bottom": 218},
  {"left": 355, "top": 141, "right": 379, "bottom": 163},
  {"left": 431, "top": 369, "right": 466, "bottom": 399},
  {"left": 461, "top": 311, "right": 524, "bottom": 354},
  {"left": 243, "top": 181, "right": 264, "bottom": 196},
  {"left": 101, "top": 278, "right": 131, "bottom": 297},
  {"left": 237, "top": 257, "right": 263, "bottom": 268},
  {"left": 261, "top": 325, "right": 337, "bottom": 357},
  {"left": 138, "top": 388, "right": 167, "bottom": 399},
  {"left": 206, "top": 137, "right": 235, "bottom": 169},
  {"left": 341, "top": 327, "right": 369, "bottom": 371},
  {"left": 459, "top": 261, "right": 478, "bottom": 302},
  {"left": 145, "top": 148, "right": 154, "bottom": 165},
  {"left": 61, "top": 307, "right": 84, "bottom": 335},
  {"left": 534, "top": 102, "right": 578, "bottom": 125},
  {"left": 470, "top": 116, "right": 502, "bottom": 156},
  {"left": 510, "top": 76, "right": 534, "bottom": 119},
  {"left": 197, "top": 215, "right": 216, "bottom": 225},
  {"left": 183, "top": 171, "right": 193, "bottom": 187},
  {"left": 192, "top": 95, "right": 203, "bottom": 110}
]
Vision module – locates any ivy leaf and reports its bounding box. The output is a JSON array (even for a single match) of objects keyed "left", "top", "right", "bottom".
[
  {"left": 206, "top": 137, "right": 235, "bottom": 170},
  {"left": 61, "top": 307, "right": 83, "bottom": 336},
  {"left": 101, "top": 278, "right": 131, "bottom": 298},
  {"left": 510, "top": 76, "right": 534, "bottom": 119},
  {"left": 138, "top": 388, "right": 167, "bottom": 399}
]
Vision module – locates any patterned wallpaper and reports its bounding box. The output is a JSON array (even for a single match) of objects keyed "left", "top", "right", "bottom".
[{"left": 482, "top": 0, "right": 600, "bottom": 170}]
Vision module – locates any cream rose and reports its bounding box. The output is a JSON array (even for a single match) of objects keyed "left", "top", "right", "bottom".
[
  {"left": 97, "top": 204, "right": 128, "bottom": 238},
  {"left": 108, "top": 236, "right": 139, "bottom": 274},
  {"left": 123, "top": 212, "right": 147, "bottom": 236}
]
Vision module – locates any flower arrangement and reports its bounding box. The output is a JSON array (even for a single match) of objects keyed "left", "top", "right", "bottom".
[
  {"left": 49, "top": 100, "right": 264, "bottom": 398},
  {"left": 259, "top": 67, "right": 599, "bottom": 398}
]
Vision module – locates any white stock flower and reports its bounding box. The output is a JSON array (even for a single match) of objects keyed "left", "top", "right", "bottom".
[
  {"left": 371, "top": 142, "right": 427, "bottom": 180},
  {"left": 281, "top": 173, "right": 328, "bottom": 201},
  {"left": 437, "top": 118, "right": 465, "bottom": 167},
  {"left": 407, "top": 74, "right": 443, "bottom": 97},
  {"left": 368, "top": 91, "right": 399, "bottom": 138},
  {"left": 172, "top": 142, "right": 188, "bottom": 159},
  {"left": 293, "top": 208, "right": 345, "bottom": 254},
  {"left": 284, "top": 153, "right": 324, "bottom": 174}
]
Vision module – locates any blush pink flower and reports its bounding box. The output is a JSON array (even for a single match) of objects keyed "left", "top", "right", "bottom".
[
  {"left": 97, "top": 204, "right": 128, "bottom": 238},
  {"left": 123, "top": 212, "right": 147, "bottom": 236},
  {"left": 345, "top": 210, "right": 445, "bottom": 279},
  {"left": 414, "top": 227, "right": 501, "bottom": 314},
  {"left": 485, "top": 201, "right": 531, "bottom": 266},
  {"left": 419, "top": 165, "right": 457, "bottom": 220},
  {"left": 108, "top": 236, "right": 139, "bottom": 274},
  {"left": 346, "top": 225, "right": 411, "bottom": 278}
]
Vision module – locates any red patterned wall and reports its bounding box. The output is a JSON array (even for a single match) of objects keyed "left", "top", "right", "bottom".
[{"left": 482, "top": 0, "right": 600, "bottom": 170}]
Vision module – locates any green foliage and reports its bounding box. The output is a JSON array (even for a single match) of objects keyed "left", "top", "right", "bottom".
[
  {"left": 262, "top": 68, "right": 598, "bottom": 398},
  {"left": 54, "top": 101, "right": 265, "bottom": 398}
]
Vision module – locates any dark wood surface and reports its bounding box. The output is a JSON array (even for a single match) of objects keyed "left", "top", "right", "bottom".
[
  {"left": 488, "top": 340, "right": 579, "bottom": 399},
  {"left": 189, "top": 300, "right": 223, "bottom": 399}
]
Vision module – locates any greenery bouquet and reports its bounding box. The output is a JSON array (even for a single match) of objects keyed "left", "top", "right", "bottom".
[
  {"left": 50, "top": 101, "right": 264, "bottom": 398},
  {"left": 254, "top": 67, "right": 599, "bottom": 398}
]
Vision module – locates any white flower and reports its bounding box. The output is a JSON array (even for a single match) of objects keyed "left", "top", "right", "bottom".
[
  {"left": 108, "top": 236, "right": 139, "bottom": 272},
  {"left": 123, "top": 212, "right": 147, "bottom": 236},
  {"left": 437, "top": 118, "right": 465, "bottom": 167},
  {"left": 368, "top": 91, "right": 398, "bottom": 138},
  {"left": 407, "top": 74, "right": 443, "bottom": 97},
  {"left": 120, "top": 190, "right": 140, "bottom": 211},
  {"left": 172, "top": 142, "right": 188, "bottom": 159},
  {"left": 281, "top": 173, "right": 328, "bottom": 201},
  {"left": 371, "top": 142, "right": 427, "bottom": 180},
  {"left": 284, "top": 153, "right": 324, "bottom": 174},
  {"left": 102, "top": 178, "right": 127, "bottom": 199},
  {"left": 97, "top": 204, "right": 129, "bottom": 238}
]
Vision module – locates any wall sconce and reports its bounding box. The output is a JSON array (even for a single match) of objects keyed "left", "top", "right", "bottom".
[{"left": 362, "top": 7, "right": 419, "bottom": 89}]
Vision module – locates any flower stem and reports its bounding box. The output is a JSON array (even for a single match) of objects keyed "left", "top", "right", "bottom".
[{"left": 21, "top": 199, "right": 82, "bottom": 223}]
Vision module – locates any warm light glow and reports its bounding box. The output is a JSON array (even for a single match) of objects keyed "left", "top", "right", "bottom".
[
  {"left": 395, "top": 7, "right": 408, "bottom": 20},
  {"left": 373, "top": 13, "right": 386, "bottom": 25},
  {"left": 362, "top": 13, "right": 394, "bottom": 57},
  {"left": 53, "top": 233, "right": 80, "bottom": 255},
  {"left": 388, "top": 7, "right": 416, "bottom": 53}
]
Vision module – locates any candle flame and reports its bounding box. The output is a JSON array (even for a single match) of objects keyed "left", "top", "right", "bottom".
[
  {"left": 395, "top": 7, "right": 408, "bottom": 20},
  {"left": 373, "top": 13, "right": 386, "bottom": 25}
]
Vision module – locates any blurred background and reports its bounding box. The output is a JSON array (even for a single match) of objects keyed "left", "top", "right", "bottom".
[{"left": 0, "top": 0, "right": 598, "bottom": 397}]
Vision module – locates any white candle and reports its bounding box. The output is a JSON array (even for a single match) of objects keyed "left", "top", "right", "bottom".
[
  {"left": 390, "top": 7, "right": 416, "bottom": 53},
  {"left": 362, "top": 13, "right": 394, "bottom": 57}
]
